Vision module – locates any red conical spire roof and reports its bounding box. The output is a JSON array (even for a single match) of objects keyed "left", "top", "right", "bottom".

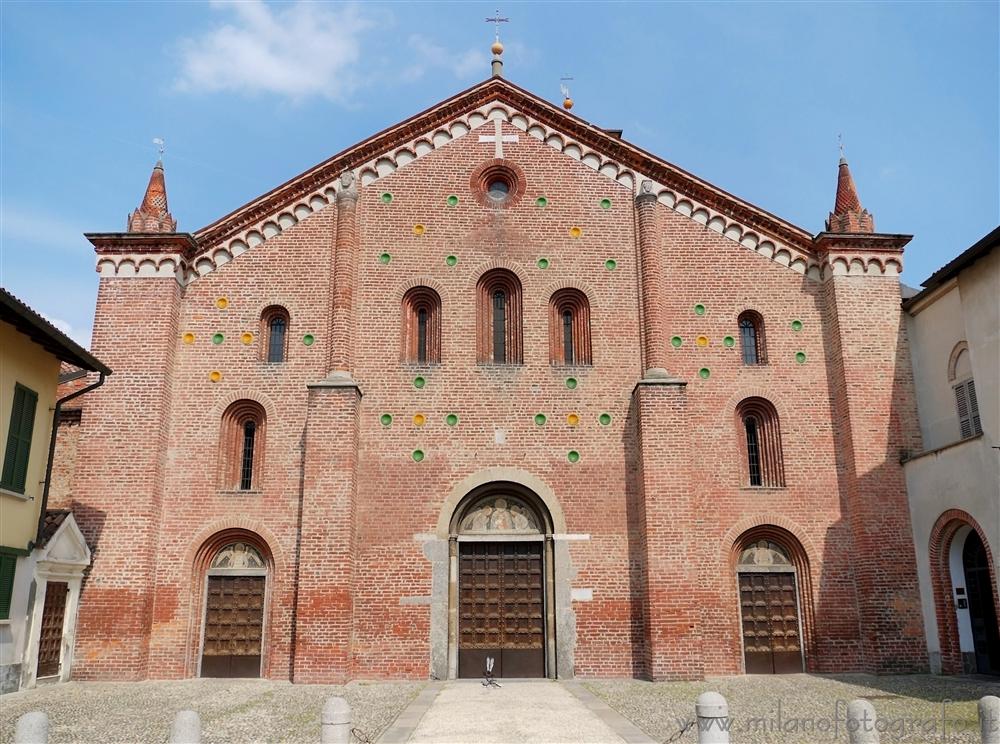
[
  {"left": 826, "top": 157, "right": 874, "bottom": 233},
  {"left": 127, "top": 160, "right": 176, "bottom": 233}
]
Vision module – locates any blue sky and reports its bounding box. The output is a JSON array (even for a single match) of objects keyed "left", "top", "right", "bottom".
[{"left": 2, "top": 1, "right": 997, "bottom": 347}]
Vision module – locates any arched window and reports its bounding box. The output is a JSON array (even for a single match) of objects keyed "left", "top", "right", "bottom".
[
  {"left": 401, "top": 287, "right": 442, "bottom": 364},
  {"left": 220, "top": 400, "right": 266, "bottom": 491},
  {"left": 549, "top": 288, "right": 592, "bottom": 366},
  {"left": 738, "top": 311, "right": 766, "bottom": 365},
  {"left": 949, "top": 345, "right": 982, "bottom": 440},
  {"left": 736, "top": 397, "right": 784, "bottom": 487},
  {"left": 261, "top": 306, "right": 290, "bottom": 364},
  {"left": 477, "top": 270, "right": 522, "bottom": 364}
]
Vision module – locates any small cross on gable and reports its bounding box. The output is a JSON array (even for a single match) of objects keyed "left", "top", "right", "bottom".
[{"left": 477, "top": 119, "right": 519, "bottom": 158}]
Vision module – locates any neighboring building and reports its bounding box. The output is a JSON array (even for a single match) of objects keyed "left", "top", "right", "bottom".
[
  {"left": 0, "top": 289, "right": 111, "bottom": 693},
  {"left": 52, "top": 52, "right": 930, "bottom": 683},
  {"left": 904, "top": 226, "right": 1000, "bottom": 676}
]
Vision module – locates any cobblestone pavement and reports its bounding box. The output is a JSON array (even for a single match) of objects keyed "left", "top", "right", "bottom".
[
  {"left": 0, "top": 679, "right": 423, "bottom": 744},
  {"left": 586, "top": 674, "right": 1000, "bottom": 744}
]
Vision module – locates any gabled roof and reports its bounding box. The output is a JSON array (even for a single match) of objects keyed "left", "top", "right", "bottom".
[
  {"left": 902, "top": 224, "right": 1000, "bottom": 310},
  {"left": 192, "top": 76, "right": 815, "bottom": 258},
  {"left": 920, "top": 224, "right": 999, "bottom": 289},
  {"left": 1, "top": 287, "right": 112, "bottom": 375}
]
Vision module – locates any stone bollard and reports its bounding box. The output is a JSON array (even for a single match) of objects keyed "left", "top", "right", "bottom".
[
  {"left": 14, "top": 712, "right": 48, "bottom": 744},
  {"left": 695, "top": 691, "right": 730, "bottom": 744},
  {"left": 981, "top": 696, "right": 1000, "bottom": 744},
  {"left": 169, "top": 710, "right": 201, "bottom": 744},
  {"left": 321, "top": 696, "right": 352, "bottom": 744},
  {"left": 846, "top": 699, "right": 879, "bottom": 744}
]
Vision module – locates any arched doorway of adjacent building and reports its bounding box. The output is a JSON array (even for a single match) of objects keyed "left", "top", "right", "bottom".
[
  {"left": 734, "top": 532, "right": 807, "bottom": 674},
  {"left": 951, "top": 526, "right": 1000, "bottom": 675},
  {"left": 448, "top": 482, "right": 555, "bottom": 679},
  {"left": 198, "top": 540, "right": 269, "bottom": 678}
]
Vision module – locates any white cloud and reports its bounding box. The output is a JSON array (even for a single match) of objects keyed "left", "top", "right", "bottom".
[
  {"left": 406, "top": 36, "right": 489, "bottom": 82},
  {"left": 175, "top": 1, "right": 374, "bottom": 101},
  {"left": 39, "top": 313, "right": 91, "bottom": 349}
]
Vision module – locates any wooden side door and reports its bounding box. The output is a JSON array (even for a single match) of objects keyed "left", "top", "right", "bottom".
[
  {"left": 739, "top": 572, "right": 803, "bottom": 674},
  {"left": 36, "top": 581, "right": 68, "bottom": 678},
  {"left": 964, "top": 533, "right": 1000, "bottom": 675},
  {"left": 458, "top": 542, "right": 545, "bottom": 678},
  {"left": 201, "top": 575, "right": 265, "bottom": 678},
  {"left": 498, "top": 542, "right": 545, "bottom": 677}
]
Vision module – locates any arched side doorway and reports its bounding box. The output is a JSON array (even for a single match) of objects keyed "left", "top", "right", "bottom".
[
  {"left": 735, "top": 537, "right": 806, "bottom": 674},
  {"left": 930, "top": 511, "right": 1000, "bottom": 675},
  {"left": 448, "top": 483, "right": 556, "bottom": 679},
  {"left": 198, "top": 541, "right": 269, "bottom": 678},
  {"left": 950, "top": 527, "right": 1000, "bottom": 675}
]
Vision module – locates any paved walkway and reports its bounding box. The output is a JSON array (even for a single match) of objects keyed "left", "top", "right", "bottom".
[{"left": 380, "top": 679, "right": 654, "bottom": 743}]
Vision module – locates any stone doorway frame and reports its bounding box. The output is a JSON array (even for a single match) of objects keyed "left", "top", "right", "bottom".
[
  {"left": 428, "top": 468, "right": 575, "bottom": 680},
  {"left": 191, "top": 530, "right": 273, "bottom": 679},
  {"left": 20, "top": 513, "right": 91, "bottom": 690}
]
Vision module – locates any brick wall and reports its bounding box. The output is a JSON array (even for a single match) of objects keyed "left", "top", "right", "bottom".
[{"left": 58, "top": 112, "right": 927, "bottom": 681}]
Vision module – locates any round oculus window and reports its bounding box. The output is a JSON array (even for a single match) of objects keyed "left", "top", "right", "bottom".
[
  {"left": 487, "top": 179, "right": 510, "bottom": 201},
  {"left": 471, "top": 160, "right": 525, "bottom": 208}
]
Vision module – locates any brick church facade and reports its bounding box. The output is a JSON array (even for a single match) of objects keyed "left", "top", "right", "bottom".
[{"left": 51, "top": 63, "right": 930, "bottom": 682}]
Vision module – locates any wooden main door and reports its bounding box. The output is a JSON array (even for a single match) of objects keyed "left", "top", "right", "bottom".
[
  {"left": 201, "top": 575, "right": 265, "bottom": 678},
  {"left": 36, "top": 581, "right": 68, "bottom": 678},
  {"left": 458, "top": 542, "right": 545, "bottom": 678},
  {"left": 739, "top": 572, "right": 803, "bottom": 674}
]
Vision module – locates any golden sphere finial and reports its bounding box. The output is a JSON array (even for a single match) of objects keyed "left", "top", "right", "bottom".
[
  {"left": 491, "top": 39, "right": 504, "bottom": 55},
  {"left": 563, "top": 97, "right": 574, "bottom": 111}
]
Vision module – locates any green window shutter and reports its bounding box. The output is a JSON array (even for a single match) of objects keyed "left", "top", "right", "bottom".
[
  {"left": 1, "top": 384, "right": 38, "bottom": 493},
  {"left": 0, "top": 552, "right": 17, "bottom": 620}
]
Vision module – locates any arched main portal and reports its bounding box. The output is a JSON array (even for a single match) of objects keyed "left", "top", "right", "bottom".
[
  {"left": 448, "top": 483, "right": 556, "bottom": 679},
  {"left": 735, "top": 536, "right": 806, "bottom": 674},
  {"left": 198, "top": 541, "right": 268, "bottom": 678}
]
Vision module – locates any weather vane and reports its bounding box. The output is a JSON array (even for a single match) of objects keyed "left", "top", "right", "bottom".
[
  {"left": 485, "top": 9, "right": 509, "bottom": 42},
  {"left": 153, "top": 137, "right": 165, "bottom": 159},
  {"left": 560, "top": 75, "right": 574, "bottom": 111}
]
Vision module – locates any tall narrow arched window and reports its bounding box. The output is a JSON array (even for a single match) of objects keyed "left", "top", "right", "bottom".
[
  {"left": 548, "top": 288, "right": 592, "bottom": 365},
  {"left": 738, "top": 310, "right": 766, "bottom": 366},
  {"left": 477, "top": 270, "right": 522, "bottom": 364},
  {"left": 949, "top": 344, "right": 982, "bottom": 440},
  {"left": 240, "top": 421, "right": 256, "bottom": 490},
  {"left": 401, "top": 287, "right": 442, "bottom": 364},
  {"left": 260, "top": 306, "right": 290, "bottom": 364},
  {"left": 563, "top": 311, "right": 573, "bottom": 363},
  {"left": 493, "top": 290, "right": 507, "bottom": 362},
  {"left": 220, "top": 400, "right": 266, "bottom": 491},
  {"left": 735, "top": 397, "right": 784, "bottom": 487}
]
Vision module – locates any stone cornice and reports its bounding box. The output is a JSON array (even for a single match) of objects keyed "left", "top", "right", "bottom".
[
  {"left": 88, "top": 233, "right": 198, "bottom": 284},
  {"left": 812, "top": 232, "right": 912, "bottom": 279},
  {"left": 86, "top": 232, "right": 198, "bottom": 257},
  {"left": 813, "top": 232, "right": 912, "bottom": 253}
]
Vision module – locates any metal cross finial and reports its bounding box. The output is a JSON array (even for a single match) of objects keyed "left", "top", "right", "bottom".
[
  {"left": 153, "top": 137, "right": 165, "bottom": 159},
  {"left": 485, "top": 9, "right": 509, "bottom": 41}
]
